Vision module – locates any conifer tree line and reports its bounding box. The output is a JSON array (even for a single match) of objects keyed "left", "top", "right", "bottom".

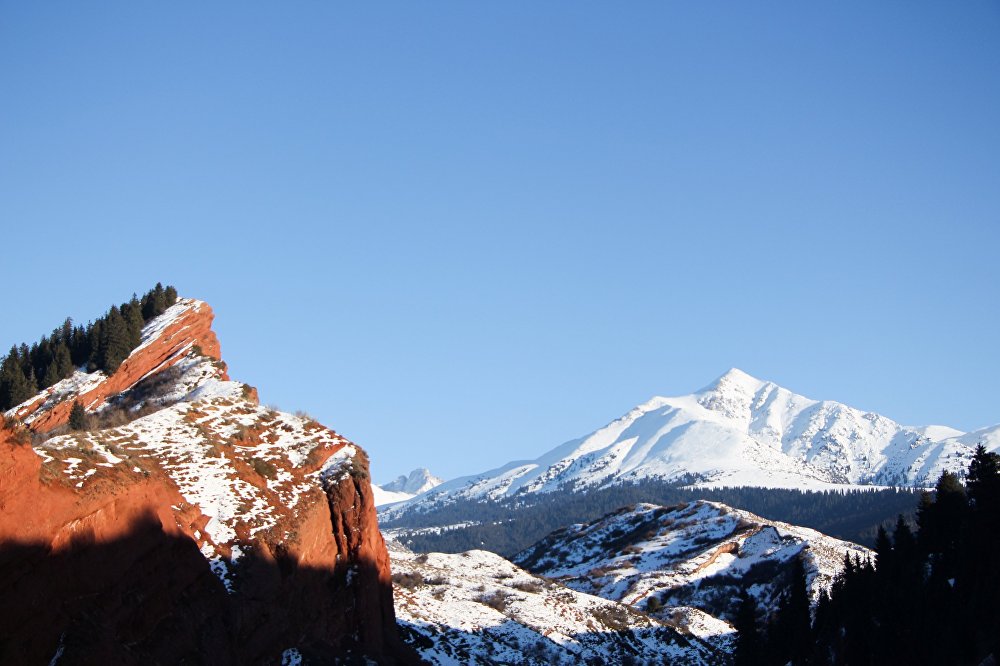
[
  {"left": 0, "top": 283, "right": 178, "bottom": 412},
  {"left": 736, "top": 445, "right": 1000, "bottom": 666}
]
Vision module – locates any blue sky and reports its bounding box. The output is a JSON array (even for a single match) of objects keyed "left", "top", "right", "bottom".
[{"left": 2, "top": 2, "right": 998, "bottom": 482}]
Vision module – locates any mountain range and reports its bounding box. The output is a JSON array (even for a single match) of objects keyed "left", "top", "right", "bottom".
[{"left": 383, "top": 368, "right": 999, "bottom": 521}]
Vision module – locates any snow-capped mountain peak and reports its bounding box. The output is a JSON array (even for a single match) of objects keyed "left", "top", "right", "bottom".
[
  {"left": 382, "top": 369, "right": 1000, "bottom": 518},
  {"left": 383, "top": 468, "right": 443, "bottom": 495},
  {"left": 373, "top": 467, "right": 444, "bottom": 507},
  {"left": 702, "top": 367, "right": 769, "bottom": 395}
]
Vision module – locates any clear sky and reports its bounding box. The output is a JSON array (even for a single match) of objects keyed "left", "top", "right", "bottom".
[{"left": 2, "top": 3, "right": 998, "bottom": 482}]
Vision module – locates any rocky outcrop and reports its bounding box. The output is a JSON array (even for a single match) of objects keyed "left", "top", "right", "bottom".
[
  {"left": 0, "top": 298, "right": 413, "bottom": 665},
  {"left": 324, "top": 450, "right": 402, "bottom": 658},
  {"left": 11, "top": 300, "right": 226, "bottom": 432}
]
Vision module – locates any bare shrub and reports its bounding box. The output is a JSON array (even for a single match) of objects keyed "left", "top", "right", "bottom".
[
  {"left": 512, "top": 579, "right": 544, "bottom": 593},
  {"left": 392, "top": 571, "right": 424, "bottom": 589},
  {"left": 252, "top": 457, "right": 278, "bottom": 479},
  {"left": 477, "top": 591, "right": 509, "bottom": 612}
]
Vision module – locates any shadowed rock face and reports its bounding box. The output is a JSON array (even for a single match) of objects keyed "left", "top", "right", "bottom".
[{"left": 0, "top": 298, "right": 415, "bottom": 665}]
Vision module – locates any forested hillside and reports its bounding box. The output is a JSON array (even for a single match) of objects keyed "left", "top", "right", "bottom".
[{"left": 382, "top": 481, "right": 920, "bottom": 557}]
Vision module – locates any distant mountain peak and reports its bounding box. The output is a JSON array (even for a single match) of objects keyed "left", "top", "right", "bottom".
[{"left": 383, "top": 468, "right": 443, "bottom": 495}]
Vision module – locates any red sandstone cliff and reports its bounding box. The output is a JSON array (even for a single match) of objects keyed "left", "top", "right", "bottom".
[{"left": 0, "top": 298, "right": 414, "bottom": 665}]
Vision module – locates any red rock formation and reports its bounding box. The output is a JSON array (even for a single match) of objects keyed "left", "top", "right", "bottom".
[
  {"left": 13, "top": 301, "right": 227, "bottom": 433},
  {"left": 324, "top": 449, "right": 404, "bottom": 659},
  {"left": 0, "top": 299, "right": 415, "bottom": 665}
]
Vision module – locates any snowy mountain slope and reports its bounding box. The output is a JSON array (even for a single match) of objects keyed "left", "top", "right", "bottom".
[
  {"left": 383, "top": 369, "right": 997, "bottom": 519},
  {"left": 514, "top": 501, "right": 870, "bottom": 629},
  {"left": 386, "top": 539, "right": 719, "bottom": 665},
  {"left": 374, "top": 468, "right": 443, "bottom": 506},
  {"left": 374, "top": 485, "right": 419, "bottom": 507}
]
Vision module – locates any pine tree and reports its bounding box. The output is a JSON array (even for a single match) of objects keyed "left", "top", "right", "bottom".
[
  {"left": 86, "top": 320, "right": 103, "bottom": 371},
  {"left": 122, "top": 296, "right": 144, "bottom": 348},
  {"left": 33, "top": 338, "right": 53, "bottom": 389},
  {"left": 164, "top": 284, "right": 178, "bottom": 307},
  {"left": 97, "top": 306, "right": 131, "bottom": 373},
  {"left": 17, "top": 343, "right": 32, "bottom": 380},
  {"left": 0, "top": 349, "right": 35, "bottom": 411},
  {"left": 963, "top": 444, "right": 1000, "bottom": 659},
  {"left": 70, "top": 325, "right": 88, "bottom": 367},
  {"left": 57, "top": 318, "right": 73, "bottom": 347},
  {"left": 891, "top": 515, "right": 916, "bottom": 565},
  {"left": 42, "top": 360, "right": 61, "bottom": 388},
  {"left": 967, "top": 445, "right": 1000, "bottom": 510},
  {"left": 774, "top": 555, "right": 812, "bottom": 664},
  {"left": 918, "top": 472, "right": 966, "bottom": 579},
  {"left": 734, "top": 589, "right": 764, "bottom": 666},
  {"left": 874, "top": 524, "right": 893, "bottom": 572},
  {"left": 68, "top": 401, "right": 88, "bottom": 431},
  {"left": 53, "top": 342, "right": 73, "bottom": 379},
  {"left": 142, "top": 282, "right": 167, "bottom": 320}
]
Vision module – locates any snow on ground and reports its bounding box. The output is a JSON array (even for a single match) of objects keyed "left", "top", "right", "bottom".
[
  {"left": 41, "top": 389, "right": 347, "bottom": 536},
  {"left": 667, "top": 606, "right": 736, "bottom": 653},
  {"left": 28, "top": 301, "right": 355, "bottom": 582},
  {"left": 130, "top": 298, "right": 203, "bottom": 356},
  {"left": 6, "top": 369, "right": 105, "bottom": 423},
  {"left": 515, "top": 500, "right": 870, "bottom": 625},
  {"left": 390, "top": 542, "right": 717, "bottom": 665},
  {"left": 38, "top": 380, "right": 353, "bottom": 585}
]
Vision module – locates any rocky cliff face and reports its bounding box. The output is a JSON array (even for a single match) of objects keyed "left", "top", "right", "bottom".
[{"left": 0, "top": 298, "right": 412, "bottom": 665}]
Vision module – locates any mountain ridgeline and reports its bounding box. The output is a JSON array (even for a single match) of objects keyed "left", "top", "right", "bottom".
[{"left": 0, "top": 283, "right": 178, "bottom": 411}]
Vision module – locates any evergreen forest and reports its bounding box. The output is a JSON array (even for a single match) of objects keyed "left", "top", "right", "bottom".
[
  {"left": 382, "top": 481, "right": 921, "bottom": 557},
  {"left": 735, "top": 445, "right": 1000, "bottom": 666},
  {"left": 0, "top": 283, "right": 178, "bottom": 412}
]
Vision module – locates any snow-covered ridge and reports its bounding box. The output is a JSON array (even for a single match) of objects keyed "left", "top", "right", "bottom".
[
  {"left": 384, "top": 368, "right": 999, "bottom": 518},
  {"left": 514, "top": 500, "right": 870, "bottom": 643}
]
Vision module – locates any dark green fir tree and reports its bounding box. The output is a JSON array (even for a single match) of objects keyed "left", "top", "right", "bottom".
[{"left": 68, "top": 401, "right": 89, "bottom": 431}]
